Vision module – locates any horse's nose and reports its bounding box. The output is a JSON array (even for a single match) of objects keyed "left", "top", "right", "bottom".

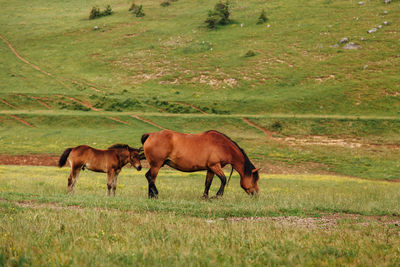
[{"left": 137, "top": 166, "right": 142, "bottom": 171}]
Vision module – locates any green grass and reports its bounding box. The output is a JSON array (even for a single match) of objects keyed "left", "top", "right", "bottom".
[{"left": 0, "top": 166, "right": 399, "bottom": 266}]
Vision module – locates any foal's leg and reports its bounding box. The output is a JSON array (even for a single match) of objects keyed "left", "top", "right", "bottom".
[
  {"left": 67, "top": 166, "right": 81, "bottom": 194},
  {"left": 202, "top": 170, "right": 215, "bottom": 199},
  {"left": 209, "top": 164, "right": 226, "bottom": 197},
  {"left": 106, "top": 169, "right": 116, "bottom": 196},
  {"left": 112, "top": 169, "right": 121, "bottom": 196},
  {"left": 145, "top": 165, "right": 161, "bottom": 198}
]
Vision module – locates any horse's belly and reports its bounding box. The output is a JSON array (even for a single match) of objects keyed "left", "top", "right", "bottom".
[{"left": 166, "top": 159, "right": 207, "bottom": 172}]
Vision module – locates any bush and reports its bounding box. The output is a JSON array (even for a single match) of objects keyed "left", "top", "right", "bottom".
[
  {"left": 161, "top": 1, "right": 170, "bottom": 7},
  {"left": 257, "top": 9, "right": 268, "bottom": 24},
  {"left": 130, "top": 4, "right": 145, "bottom": 17},
  {"left": 89, "top": 6, "right": 101, "bottom": 20},
  {"left": 103, "top": 5, "right": 112, "bottom": 16},
  {"left": 89, "top": 5, "right": 113, "bottom": 20},
  {"left": 245, "top": 50, "right": 256, "bottom": 57},
  {"left": 129, "top": 3, "right": 138, "bottom": 13},
  {"left": 205, "top": 1, "right": 231, "bottom": 29}
]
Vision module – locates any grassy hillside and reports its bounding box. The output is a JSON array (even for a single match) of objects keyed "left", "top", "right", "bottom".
[{"left": 0, "top": 0, "right": 399, "bottom": 179}]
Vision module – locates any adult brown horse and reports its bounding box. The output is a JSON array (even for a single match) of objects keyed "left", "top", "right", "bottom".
[
  {"left": 141, "top": 130, "right": 260, "bottom": 198},
  {"left": 58, "top": 144, "right": 144, "bottom": 196}
]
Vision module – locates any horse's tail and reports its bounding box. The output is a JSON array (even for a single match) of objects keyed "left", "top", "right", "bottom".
[
  {"left": 58, "top": 148, "right": 73, "bottom": 167},
  {"left": 141, "top": 133, "right": 150, "bottom": 145},
  {"left": 226, "top": 165, "right": 234, "bottom": 187}
]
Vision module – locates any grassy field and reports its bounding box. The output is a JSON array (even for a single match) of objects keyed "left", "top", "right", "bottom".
[
  {"left": 0, "top": 166, "right": 399, "bottom": 266},
  {"left": 0, "top": 1, "right": 399, "bottom": 265}
]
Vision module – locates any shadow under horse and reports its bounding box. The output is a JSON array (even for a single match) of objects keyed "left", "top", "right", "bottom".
[
  {"left": 141, "top": 130, "right": 260, "bottom": 198},
  {"left": 58, "top": 144, "right": 144, "bottom": 196}
]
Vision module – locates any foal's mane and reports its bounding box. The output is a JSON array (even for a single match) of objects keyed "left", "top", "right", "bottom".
[
  {"left": 205, "top": 130, "right": 256, "bottom": 176},
  {"left": 108, "top": 144, "right": 131, "bottom": 150}
]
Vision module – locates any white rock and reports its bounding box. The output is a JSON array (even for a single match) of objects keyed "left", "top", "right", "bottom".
[
  {"left": 340, "top": 37, "right": 349, "bottom": 44},
  {"left": 367, "top": 28, "right": 377, "bottom": 34}
]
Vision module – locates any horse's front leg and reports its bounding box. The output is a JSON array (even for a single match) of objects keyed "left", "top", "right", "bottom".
[
  {"left": 145, "top": 165, "right": 161, "bottom": 198},
  {"left": 202, "top": 170, "right": 215, "bottom": 199},
  {"left": 209, "top": 164, "right": 226, "bottom": 197}
]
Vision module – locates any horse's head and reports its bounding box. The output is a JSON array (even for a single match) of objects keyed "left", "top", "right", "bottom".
[
  {"left": 241, "top": 168, "right": 260, "bottom": 196},
  {"left": 129, "top": 147, "right": 144, "bottom": 171}
]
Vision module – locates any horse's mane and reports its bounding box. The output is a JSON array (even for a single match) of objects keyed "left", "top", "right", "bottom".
[
  {"left": 108, "top": 144, "right": 131, "bottom": 150},
  {"left": 205, "top": 130, "right": 256, "bottom": 177}
]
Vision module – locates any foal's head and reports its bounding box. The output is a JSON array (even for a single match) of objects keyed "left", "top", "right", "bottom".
[
  {"left": 128, "top": 147, "right": 144, "bottom": 171},
  {"left": 109, "top": 144, "right": 144, "bottom": 171}
]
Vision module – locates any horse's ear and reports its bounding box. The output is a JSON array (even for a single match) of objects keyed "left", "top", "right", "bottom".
[{"left": 252, "top": 168, "right": 261, "bottom": 173}]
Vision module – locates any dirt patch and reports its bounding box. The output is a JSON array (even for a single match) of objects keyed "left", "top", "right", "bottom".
[
  {"left": 207, "top": 214, "right": 400, "bottom": 228},
  {"left": 0, "top": 154, "right": 58, "bottom": 166}
]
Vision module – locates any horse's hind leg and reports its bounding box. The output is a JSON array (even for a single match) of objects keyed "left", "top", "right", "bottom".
[
  {"left": 202, "top": 170, "right": 215, "bottom": 199},
  {"left": 106, "top": 169, "right": 116, "bottom": 196},
  {"left": 112, "top": 169, "right": 121, "bottom": 196},
  {"left": 145, "top": 165, "right": 161, "bottom": 198},
  {"left": 209, "top": 164, "right": 226, "bottom": 197},
  {"left": 67, "top": 166, "right": 81, "bottom": 194}
]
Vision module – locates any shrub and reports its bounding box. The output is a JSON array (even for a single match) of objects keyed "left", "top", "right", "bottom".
[
  {"left": 89, "top": 5, "right": 113, "bottom": 20},
  {"left": 130, "top": 4, "right": 145, "bottom": 17},
  {"left": 161, "top": 1, "right": 170, "bottom": 7},
  {"left": 129, "top": 3, "right": 138, "bottom": 13},
  {"left": 103, "top": 5, "right": 113, "bottom": 16},
  {"left": 245, "top": 50, "right": 256, "bottom": 57},
  {"left": 257, "top": 9, "right": 268, "bottom": 24},
  {"left": 205, "top": 1, "right": 231, "bottom": 29},
  {"left": 89, "top": 6, "right": 101, "bottom": 20}
]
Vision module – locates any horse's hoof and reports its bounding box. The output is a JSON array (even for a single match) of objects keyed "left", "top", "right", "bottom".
[{"left": 201, "top": 195, "right": 210, "bottom": 200}]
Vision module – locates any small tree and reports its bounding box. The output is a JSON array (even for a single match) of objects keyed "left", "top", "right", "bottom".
[
  {"left": 135, "top": 5, "right": 145, "bottom": 17},
  {"left": 103, "top": 5, "right": 113, "bottom": 16},
  {"left": 89, "top": 5, "right": 113, "bottom": 20},
  {"left": 205, "top": 1, "right": 231, "bottom": 29},
  {"left": 257, "top": 9, "right": 268, "bottom": 24},
  {"left": 89, "top": 6, "right": 101, "bottom": 20}
]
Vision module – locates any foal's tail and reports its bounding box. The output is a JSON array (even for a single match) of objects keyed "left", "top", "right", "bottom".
[{"left": 58, "top": 148, "right": 73, "bottom": 167}]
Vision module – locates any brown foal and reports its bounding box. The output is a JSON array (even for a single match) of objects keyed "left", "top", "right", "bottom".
[
  {"left": 58, "top": 144, "right": 143, "bottom": 196},
  {"left": 141, "top": 130, "right": 260, "bottom": 198}
]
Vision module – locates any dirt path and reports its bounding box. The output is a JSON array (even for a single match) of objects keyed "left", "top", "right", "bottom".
[
  {"left": 1, "top": 199, "right": 399, "bottom": 228},
  {"left": 9, "top": 115, "right": 34, "bottom": 127},
  {"left": 242, "top": 117, "right": 275, "bottom": 139},
  {"left": 0, "top": 99, "right": 17, "bottom": 109},
  {"left": 0, "top": 154, "right": 58, "bottom": 166},
  {"left": 0, "top": 34, "right": 71, "bottom": 91},
  {"left": 130, "top": 114, "right": 166, "bottom": 129},
  {"left": 107, "top": 116, "right": 131, "bottom": 125}
]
